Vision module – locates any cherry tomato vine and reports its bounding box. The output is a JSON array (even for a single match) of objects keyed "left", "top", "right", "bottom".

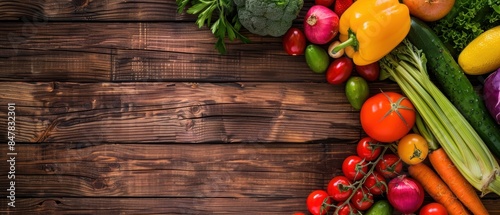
[{"left": 307, "top": 140, "right": 403, "bottom": 215}]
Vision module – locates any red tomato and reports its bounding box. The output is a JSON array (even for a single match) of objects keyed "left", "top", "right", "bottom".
[
  {"left": 292, "top": 212, "right": 306, "bottom": 215},
  {"left": 350, "top": 187, "right": 374, "bottom": 211},
  {"left": 375, "top": 154, "right": 403, "bottom": 179},
  {"left": 315, "top": 0, "right": 335, "bottom": 7},
  {"left": 282, "top": 27, "right": 306, "bottom": 56},
  {"left": 306, "top": 190, "right": 331, "bottom": 215},
  {"left": 336, "top": 203, "right": 358, "bottom": 215},
  {"left": 356, "top": 137, "right": 382, "bottom": 161},
  {"left": 419, "top": 202, "right": 448, "bottom": 215},
  {"left": 326, "top": 57, "right": 353, "bottom": 85},
  {"left": 327, "top": 175, "right": 353, "bottom": 202},
  {"left": 355, "top": 61, "right": 380, "bottom": 82},
  {"left": 363, "top": 171, "right": 387, "bottom": 195},
  {"left": 360, "top": 92, "right": 416, "bottom": 142},
  {"left": 342, "top": 155, "right": 368, "bottom": 181}
]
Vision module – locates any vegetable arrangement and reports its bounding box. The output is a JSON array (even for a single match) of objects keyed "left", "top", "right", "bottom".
[
  {"left": 178, "top": 0, "right": 500, "bottom": 214},
  {"left": 289, "top": 0, "right": 500, "bottom": 213},
  {"left": 176, "top": 0, "right": 303, "bottom": 53},
  {"left": 379, "top": 38, "right": 497, "bottom": 212},
  {"left": 430, "top": 0, "right": 500, "bottom": 57},
  {"left": 406, "top": 18, "right": 500, "bottom": 158}
]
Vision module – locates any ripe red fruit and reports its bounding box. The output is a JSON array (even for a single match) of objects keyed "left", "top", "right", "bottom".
[{"left": 334, "top": 0, "right": 353, "bottom": 17}]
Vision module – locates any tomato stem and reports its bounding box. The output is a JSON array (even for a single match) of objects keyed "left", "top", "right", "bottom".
[
  {"left": 328, "top": 143, "right": 396, "bottom": 213},
  {"left": 380, "top": 91, "right": 415, "bottom": 128}
]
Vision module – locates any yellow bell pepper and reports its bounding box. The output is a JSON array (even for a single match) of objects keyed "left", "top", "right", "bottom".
[{"left": 332, "top": 0, "right": 411, "bottom": 65}]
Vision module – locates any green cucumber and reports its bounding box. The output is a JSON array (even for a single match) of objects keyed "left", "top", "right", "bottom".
[{"left": 407, "top": 17, "right": 500, "bottom": 157}]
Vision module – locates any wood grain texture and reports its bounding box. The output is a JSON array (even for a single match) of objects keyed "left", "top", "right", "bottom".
[
  {"left": 0, "top": 197, "right": 310, "bottom": 214},
  {"left": 0, "top": 0, "right": 313, "bottom": 21},
  {"left": 1, "top": 0, "right": 499, "bottom": 214},
  {"left": 4, "top": 197, "right": 500, "bottom": 215},
  {"left": 0, "top": 82, "right": 401, "bottom": 143},
  {"left": 0, "top": 22, "right": 323, "bottom": 82},
  {"left": 0, "top": 0, "right": 187, "bottom": 21},
  {"left": 0, "top": 143, "right": 353, "bottom": 197}
]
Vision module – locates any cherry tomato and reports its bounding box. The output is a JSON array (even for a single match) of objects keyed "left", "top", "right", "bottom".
[
  {"left": 292, "top": 212, "right": 306, "bottom": 215},
  {"left": 356, "top": 137, "right": 382, "bottom": 161},
  {"left": 360, "top": 92, "right": 416, "bottom": 142},
  {"left": 398, "top": 133, "right": 429, "bottom": 165},
  {"left": 419, "top": 202, "right": 448, "bottom": 215},
  {"left": 306, "top": 190, "right": 331, "bottom": 215},
  {"left": 342, "top": 155, "right": 368, "bottom": 181},
  {"left": 282, "top": 27, "right": 306, "bottom": 56},
  {"left": 376, "top": 154, "right": 403, "bottom": 179},
  {"left": 326, "top": 57, "right": 353, "bottom": 85},
  {"left": 355, "top": 61, "right": 380, "bottom": 82},
  {"left": 315, "top": 0, "right": 335, "bottom": 7},
  {"left": 336, "top": 203, "right": 358, "bottom": 215},
  {"left": 327, "top": 175, "right": 353, "bottom": 202},
  {"left": 350, "top": 187, "right": 374, "bottom": 211},
  {"left": 363, "top": 171, "right": 387, "bottom": 195}
]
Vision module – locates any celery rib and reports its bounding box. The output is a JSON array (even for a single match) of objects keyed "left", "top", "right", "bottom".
[{"left": 380, "top": 40, "right": 500, "bottom": 196}]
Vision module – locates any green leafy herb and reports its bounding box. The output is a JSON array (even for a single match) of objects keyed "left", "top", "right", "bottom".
[{"left": 176, "top": 0, "right": 250, "bottom": 54}]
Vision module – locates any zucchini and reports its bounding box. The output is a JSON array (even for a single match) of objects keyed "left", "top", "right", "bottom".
[{"left": 407, "top": 17, "right": 500, "bottom": 157}]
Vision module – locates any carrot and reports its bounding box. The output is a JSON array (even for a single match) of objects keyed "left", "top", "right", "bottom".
[
  {"left": 428, "top": 148, "right": 489, "bottom": 215},
  {"left": 408, "top": 162, "right": 469, "bottom": 215}
]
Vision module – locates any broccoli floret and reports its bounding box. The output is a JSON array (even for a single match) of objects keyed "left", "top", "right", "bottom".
[{"left": 234, "top": 0, "right": 304, "bottom": 37}]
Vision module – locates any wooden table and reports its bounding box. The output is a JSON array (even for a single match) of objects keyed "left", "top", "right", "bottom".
[{"left": 0, "top": 1, "right": 498, "bottom": 214}]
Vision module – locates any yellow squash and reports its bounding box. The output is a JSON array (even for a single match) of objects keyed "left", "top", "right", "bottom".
[{"left": 458, "top": 26, "right": 500, "bottom": 75}]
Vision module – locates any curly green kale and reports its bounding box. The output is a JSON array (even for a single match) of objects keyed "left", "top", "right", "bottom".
[
  {"left": 431, "top": 0, "right": 500, "bottom": 57},
  {"left": 233, "top": 0, "right": 304, "bottom": 37}
]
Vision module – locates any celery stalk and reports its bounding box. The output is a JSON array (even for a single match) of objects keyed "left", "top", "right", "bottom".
[{"left": 380, "top": 40, "right": 500, "bottom": 196}]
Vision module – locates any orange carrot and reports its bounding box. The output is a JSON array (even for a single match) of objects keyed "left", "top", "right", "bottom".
[
  {"left": 408, "top": 162, "right": 469, "bottom": 215},
  {"left": 428, "top": 148, "right": 489, "bottom": 215}
]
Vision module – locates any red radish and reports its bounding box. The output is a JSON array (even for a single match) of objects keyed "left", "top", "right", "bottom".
[{"left": 304, "top": 5, "right": 339, "bottom": 45}]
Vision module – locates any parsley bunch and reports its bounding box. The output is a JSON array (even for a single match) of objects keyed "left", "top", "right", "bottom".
[{"left": 177, "top": 0, "right": 250, "bottom": 54}]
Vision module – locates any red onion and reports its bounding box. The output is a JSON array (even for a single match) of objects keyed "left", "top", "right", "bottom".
[
  {"left": 304, "top": 5, "right": 339, "bottom": 45},
  {"left": 484, "top": 68, "right": 500, "bottom": 124},
  {"left": 387, "top": 175, "right": 424, "bottom": 214}
]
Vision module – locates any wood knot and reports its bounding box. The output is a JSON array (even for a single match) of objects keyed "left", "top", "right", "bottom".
[
  {"left": 43, "top": 164, "right": 59, "bottom": 173},
  {"left": 72, "top": 0, "right": 91, "bottom": 11},
  {"left": 190, "top": 104, "right": 202, "bottom": 114},
  {"left": 185, "top": 120, "right": 195, "bottom": 131},
  {"left": 92, "top": 178, "right": 107, "bottom": 190},
  {"left": 108, "top": 163, "right": 120, "bottom": 169},
  {"left": 39, "top": 199, "right": 62, "bottom": 208}
]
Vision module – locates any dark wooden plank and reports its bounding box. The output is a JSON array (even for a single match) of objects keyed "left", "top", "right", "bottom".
[
  {"left": 0, "top": 22, "right": 323, "bottom": 82},
  {"left": 0, "top": 0, "right": 187, "bottom": 21},
  {"left": 0, "top": 143, "right": 353, "bottom": 197},
  {"left": 3, "top": 197, "right": 499, "bottom": 214},
  {"left": 0, "top": 82, "right": 400, "bottom": 143},
  {"left": 0, "top": 0, "right": 313, "bottom": 21},
  {"left": 0, "top": 197, "right": 307, "bottom": 214},
  {"left": 0, "top": 142, "right": 498, "bottom": 213},
  {"left": 0, "top": 49, "right": 111, "bottom": 82}
]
